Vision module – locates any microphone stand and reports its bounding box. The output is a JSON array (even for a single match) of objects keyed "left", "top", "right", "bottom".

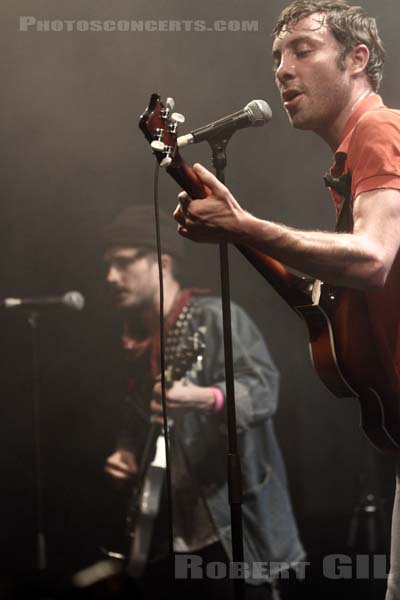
[
  {"left": 28, "top": 311, "right": 47, "bottom": 572},
  {"left": 209, "top": 137, "right": 245, "bottom": 600}
]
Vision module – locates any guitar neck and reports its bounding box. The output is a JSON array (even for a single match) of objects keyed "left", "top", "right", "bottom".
[
  {"left": 167, "top": 162, "right": 311, "bottom": 309},
  {"left": 235, "top": 245, "right": 311, "bottom": 308}
]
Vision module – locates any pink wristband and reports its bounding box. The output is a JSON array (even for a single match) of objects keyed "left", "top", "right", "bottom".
[{"left": 211, "top": 387, "right": 225, "bottom": 412}]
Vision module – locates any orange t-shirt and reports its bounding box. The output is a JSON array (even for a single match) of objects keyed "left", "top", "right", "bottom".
[{"left": 329, "top": 93, "right": 400, "bottom": 388}]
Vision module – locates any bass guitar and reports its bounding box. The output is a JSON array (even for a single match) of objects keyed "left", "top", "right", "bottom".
[{"left": 139, "top": 93, "right": 400, "bottom": 454}]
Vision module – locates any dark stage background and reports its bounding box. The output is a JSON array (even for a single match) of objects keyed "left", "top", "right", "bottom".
[{"left": 0, "top": 0, "right": 398, "bottom": 597}]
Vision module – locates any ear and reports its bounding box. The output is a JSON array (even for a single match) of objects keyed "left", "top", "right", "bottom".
[{"left": 349, "top": 44, "right": 370, "bottom": 79}]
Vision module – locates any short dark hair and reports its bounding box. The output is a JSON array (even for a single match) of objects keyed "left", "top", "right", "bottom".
[{"left": 273, "top": 0, "right": 385, "bottom": 92}]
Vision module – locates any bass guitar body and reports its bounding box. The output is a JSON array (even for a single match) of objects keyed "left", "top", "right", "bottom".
[{"left": 294, "top": 280, "right": 400, "bottom": 453}]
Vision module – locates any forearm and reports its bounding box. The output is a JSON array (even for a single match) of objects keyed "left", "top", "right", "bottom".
[
  {"left": 152, "top": 381, "right": 217, "bottom": 413},
  {"left": 214, "top": 372, "right": 279, "bottom": 430},
  {"left": 177, "top": 166, "right": 398, "bottom": 289},
  {"left": 238, "top": 213, "right": 386, "bottom": 289}
]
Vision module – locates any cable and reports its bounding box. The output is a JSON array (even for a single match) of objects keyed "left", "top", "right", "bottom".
[{"left": 153, "top": 160, "right": 175, "bottom": 560}]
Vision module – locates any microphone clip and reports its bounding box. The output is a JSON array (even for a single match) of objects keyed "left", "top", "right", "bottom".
[{"left": 209, "top": 137, "right": 230, "bottom": 179}]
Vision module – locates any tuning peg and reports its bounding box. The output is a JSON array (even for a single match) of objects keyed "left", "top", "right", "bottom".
[
  {"left": 151, "top": 140, "right": 165, "bottom": 152},
  {"left": 166, "top": 97, "right": 175, "bottom": 111},
  {"left": 160, "top": 156, "right": 172, "bottom": 168},
  {"left": 171, "top": 112, "right": 185, "bottom": 125}
]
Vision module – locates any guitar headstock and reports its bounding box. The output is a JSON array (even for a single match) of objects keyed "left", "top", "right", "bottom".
[{"left": 139, "top": 93, "right": 186, "bottom": 169}]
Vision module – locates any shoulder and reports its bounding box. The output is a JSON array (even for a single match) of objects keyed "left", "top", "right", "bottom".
[
  {"left": 352, "top": 106, "right": 400, "bottom": 138},
  {"left": 192, "top": 295, "right": 266, "bottom": 340},
  {"left": 192, "top": 295, "right": 253, "bottom": 320},
  {"left": 347, "top": 106, "right": 400, "bottom": 171}
]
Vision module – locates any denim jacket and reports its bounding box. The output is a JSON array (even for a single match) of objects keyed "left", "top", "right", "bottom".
[{"left": 118, "top": 295, "right": 305, "bottom": 584}]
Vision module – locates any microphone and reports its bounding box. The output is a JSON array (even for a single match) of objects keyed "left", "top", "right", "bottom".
[
  {"left": 2, "top": 291, "right": 85, "bottom": 311},
  {"left": 177, "top": 99, "right": 272, "bottom": 148}
]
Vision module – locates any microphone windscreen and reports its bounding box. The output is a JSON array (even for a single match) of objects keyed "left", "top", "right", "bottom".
[
  {"left": 245, "top": 100, "right": 272, "bottom": 126},
  {"left": 63, "top": 291, "right": 85, "bottom": 311}
]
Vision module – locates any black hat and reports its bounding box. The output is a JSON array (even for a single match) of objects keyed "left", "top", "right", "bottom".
[{"left": 103, "top": 204, "right": 183, "bottom": 258}]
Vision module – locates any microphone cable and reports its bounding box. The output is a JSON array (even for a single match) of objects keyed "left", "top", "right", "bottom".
[{"left": 153, "top": 160, "right": 175, "bottom": 561}]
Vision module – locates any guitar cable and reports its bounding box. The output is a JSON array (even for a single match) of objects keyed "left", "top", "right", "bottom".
[{"left": 153, "top": 160, "right": 175, "bottom": 561}]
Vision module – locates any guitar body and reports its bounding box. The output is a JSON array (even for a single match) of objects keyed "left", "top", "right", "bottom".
[
  {"left": 126, "top": 440, "right": 166, "bottom": 578},
  {"left": 139, "top": 92, "right": 400, "bottom": 454},
  {"left": 296, "top": 283, "right": 400, "bottom": 452}
]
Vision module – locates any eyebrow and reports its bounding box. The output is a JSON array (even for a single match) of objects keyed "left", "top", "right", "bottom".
[{"left": 272, "top": 34, "right": 320, "bottom": 59}]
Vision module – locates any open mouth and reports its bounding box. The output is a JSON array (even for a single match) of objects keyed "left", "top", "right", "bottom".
[{"left": 282, "top": 89, "right": 303, "bottom": 108}]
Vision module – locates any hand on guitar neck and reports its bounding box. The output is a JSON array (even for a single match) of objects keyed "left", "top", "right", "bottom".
[{"left": 174, "top": 163, "right": 250, "bottom": 245}]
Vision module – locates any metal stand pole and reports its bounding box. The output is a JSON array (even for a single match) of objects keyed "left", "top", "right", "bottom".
[
  {"left": 28, "top": 311, "right": 47, "bottom": 571},
  {"left": 209, "top": 137, "right": 245, "bottom": 600}
]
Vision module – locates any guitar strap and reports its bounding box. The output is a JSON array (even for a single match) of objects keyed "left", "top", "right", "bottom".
[{"left": 323, "top": 172, "right": 353, "bottom": 234}]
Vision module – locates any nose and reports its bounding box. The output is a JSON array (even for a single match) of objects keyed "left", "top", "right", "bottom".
[
  {"left": 275, "top": 54, "right": 296, "bottom": 85},
  {"left": 106, "top": 265, "right": 120, "bottom": 285}
]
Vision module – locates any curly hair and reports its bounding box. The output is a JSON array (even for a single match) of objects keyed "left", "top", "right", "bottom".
[{"left": 273, "top": 1, "right": 385, "bottom": 91}]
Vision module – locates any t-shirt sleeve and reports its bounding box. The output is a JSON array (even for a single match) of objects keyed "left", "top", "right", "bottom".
[{"left": 347, "top": 109, "right": 400, "bottom": 198}]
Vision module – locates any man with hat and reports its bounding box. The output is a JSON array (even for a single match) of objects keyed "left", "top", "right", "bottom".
[{"left": 102, "top": 204, "right": 304, "bottom": 599}]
